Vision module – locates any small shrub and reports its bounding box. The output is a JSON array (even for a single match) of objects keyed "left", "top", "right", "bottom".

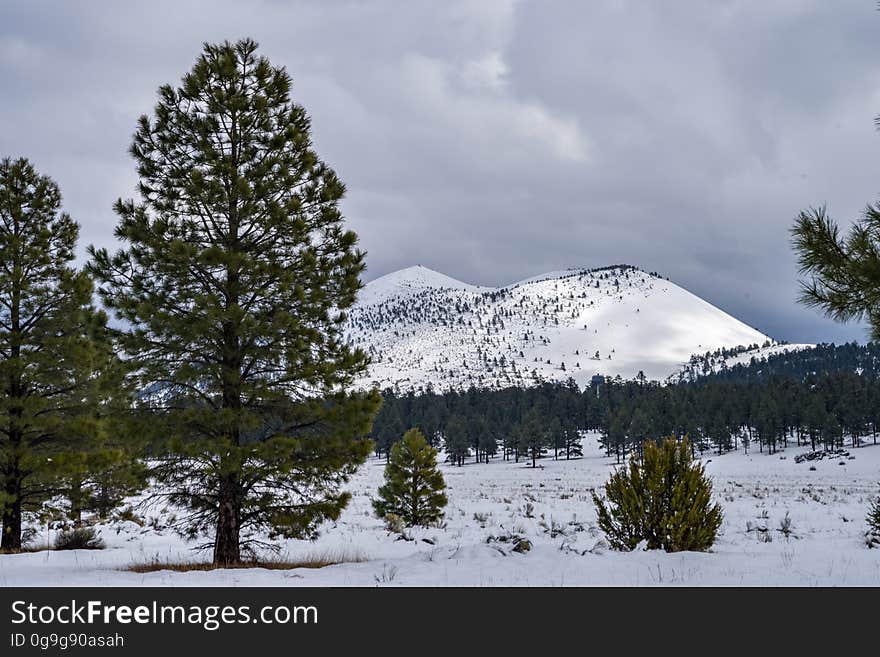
[
  {"left": 538, "top": 518, "right": 569, "bottom": 538},
  {"left": 778, "top": 512, "right": 795, "bottom": 539},
  {"left": 374, "top": 563, "right": 399, "bottom": 583},
  {"left": 21, "top": 526, "right": 39, "bottom": 549},
  {"left": 54, "top": 527, "right": 105, "bottom": 551},
  {"left": 112, "top": 506, "right": 143, "bottom": 526},
  {"left": 511, "top": 538, "right": 532, "bottom": 553},
  {"left": 383, "top": 513, "right": 406, "bottom": 535},
  {"left": 591, "top": 437, "right": 723, "bottom": 552}
]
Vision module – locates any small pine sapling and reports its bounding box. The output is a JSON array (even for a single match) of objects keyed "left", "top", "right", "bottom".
[{"left": 374, "top": 428, "right": 447, "bottom": 527}]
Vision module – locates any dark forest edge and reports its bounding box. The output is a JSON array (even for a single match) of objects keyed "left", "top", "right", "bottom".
[{"left": 372, "top": 341, "right": 880, "bottom": 465}]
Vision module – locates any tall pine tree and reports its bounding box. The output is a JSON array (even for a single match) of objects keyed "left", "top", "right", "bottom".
[
  {"left": 0, "top": 158, "right": 129, "bottom": 550},
  {"left": 88, "top": 40, "right": 380, "bottom": 565}
]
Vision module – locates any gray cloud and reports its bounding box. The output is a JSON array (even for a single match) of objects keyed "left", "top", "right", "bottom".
[{"left": 1, "top": 0, "right": 878, "bottom": 344}]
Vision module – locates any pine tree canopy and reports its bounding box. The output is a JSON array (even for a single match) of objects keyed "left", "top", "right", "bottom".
[
  {"left": 373, "top": 428, "right": 447, "bottom": 527},
  {"left": 0, "top": 157, "right": 130, "bottom": 551},
  {"left": 87, "top": 38, "right": 380, "bottom": 565},
  {"left": 792, "top": 204, "right": 880, "bottom": 339}
]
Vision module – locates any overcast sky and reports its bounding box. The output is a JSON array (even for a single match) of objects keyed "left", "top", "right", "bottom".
[{"left": 2, "top": 1, "right": 879, "bottom": 343}]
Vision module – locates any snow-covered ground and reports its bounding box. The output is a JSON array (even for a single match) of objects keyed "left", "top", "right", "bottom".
[{"left": 3, "top": 434, "right": 879, "bottom": 586}]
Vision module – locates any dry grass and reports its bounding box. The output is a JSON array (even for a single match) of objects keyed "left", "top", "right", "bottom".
[
  {"left": 0, "top": 545, "right": 49, "bottom": 555},
  {"left": 123, "top": 548, "right": 368, "bottom": 573}
]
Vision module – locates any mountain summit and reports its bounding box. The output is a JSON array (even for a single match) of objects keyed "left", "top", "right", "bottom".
[{"left": 345, "top": 265, "right": 773, "bottom": 392}]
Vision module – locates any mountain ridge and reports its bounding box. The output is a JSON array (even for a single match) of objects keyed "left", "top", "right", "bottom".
[{"left": 346, "top": 264, "right": 776, "bottom": 393}]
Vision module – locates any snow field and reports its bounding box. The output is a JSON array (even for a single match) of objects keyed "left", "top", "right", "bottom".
[{"left": 3, "top": 433, "right": 879, "bottom": 586}]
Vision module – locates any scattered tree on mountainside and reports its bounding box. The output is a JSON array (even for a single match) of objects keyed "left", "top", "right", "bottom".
[
  {"left": 592, "top": 437, "right": 723, "bottom": 552},
  {"left": 373, "top": 428, "right": 447, "bottom": 527},
  {"left": 87, "top": 40, "right": 380, "bottom": 566},
  {"left": 0, "top": 158, "right": 136, "bottom": 550}
]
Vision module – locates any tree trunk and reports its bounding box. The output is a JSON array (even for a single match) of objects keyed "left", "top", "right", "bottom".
[
  {"left": 1, "top": 472, "right": 22, "bottom": 551},
  {"left": 213, "top": 473, "right": 241, "bottom": 566},
  {"left": 69, "top": 480, "right": 84, "bottom": 528}
]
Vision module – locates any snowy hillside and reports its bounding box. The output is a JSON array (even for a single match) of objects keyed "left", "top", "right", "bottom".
[
  {"left": 345, "top": 264, "right": 773, "bottom": 392},
  {"left": 670, "top": 342, "right": 816, "bottom": 383}
]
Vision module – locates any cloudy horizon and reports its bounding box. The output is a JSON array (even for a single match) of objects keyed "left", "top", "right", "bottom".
[{"left": 2, "top": 1, "right": 879, "bottom": 344}]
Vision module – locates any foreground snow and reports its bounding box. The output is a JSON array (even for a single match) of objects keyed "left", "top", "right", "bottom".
[{"left": 2, "top": 435, "right": 879, "bottom": 586}]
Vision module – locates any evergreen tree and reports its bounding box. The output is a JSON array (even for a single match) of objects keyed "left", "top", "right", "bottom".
[
  {"left": 520, "top": 407, "right": 549, "bottom": 467},
  {"left": 821, "top": 412, "right": 842, "bottom": 450},
  {"left": 55, "top": 414, "right": 148, "bottom": 527},
  {"left": 476, "top": 415, "right": 498, "bottom": 463},
  {"left": 804, "top": 394, "right": 825, "bottom": 450},
  {"left": 444, "top": 414, "right": 470, "bottom": 466},
  {"left": 792, "top": 204, "right": 880, "bottom": 338},
  {"left": 867, "top": 490, "right": 880, "bottom": 547},
  {"left": 562, "top": 421, "right": 583, "bottom": 459},
  {"left": 0, "top": 158, "right": 131, "bottom": 550},
  {"left": 373, "top": 428, "right": 447, "bottom": 527},
  {"left": 373, "top": 398, "right": 404, "bottom": 459},
  {"left": 628, "top": 408, "right": 652, "bottom": 446},
  {"left": 87, "top": 40, "right": 380, "bottom": 565},
  {"left": 592, "top": 437, "right": 723, "bottom": 552}
]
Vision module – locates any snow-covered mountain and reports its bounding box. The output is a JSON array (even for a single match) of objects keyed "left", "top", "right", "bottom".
[{"left": 345, "top": 264, "right": 775, "bottom": 393}]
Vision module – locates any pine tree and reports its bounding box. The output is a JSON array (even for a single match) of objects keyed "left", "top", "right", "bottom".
[
  {"left": 87, "top": 40, "right": 380, "bottom": 565},
  {"left": 444, "top": 414, "right": 470, "bottom": 466},
  {"left": 55, "top": 417, "right": 148, "bottom": 527},
  {"left": 867, "top": 491, "right": 880, "bottom": 547},
  {"left": 562, "top": 421, "right": 583, "bottom": 459},
  {"left": 0, "top": 158, "right": 131, "bottom": 550},
  {"left": 520, "top": 407, "right": 549, "bottom": 467},
  {"left": 592, "top": 437, "right": 723, "bottom": 552},
  {"left": 373, "top": 400, "right": 404, "bottom": 459},
  {"left": 373, "top": 428, "right": 447, "bottom": 527},
  {"left": 628, "top": 408, "right": 652, "bottom": 446},
  {"left": 475, "top": 415, "right": 497, "bottom": 463},
  {"left": 792, "top": 204, "right": 880, "bottom": 339}
]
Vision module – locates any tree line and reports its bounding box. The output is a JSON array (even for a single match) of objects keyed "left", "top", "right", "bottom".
[{"left": 372, "top": 342, "right": 880, "bottom": 466}]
